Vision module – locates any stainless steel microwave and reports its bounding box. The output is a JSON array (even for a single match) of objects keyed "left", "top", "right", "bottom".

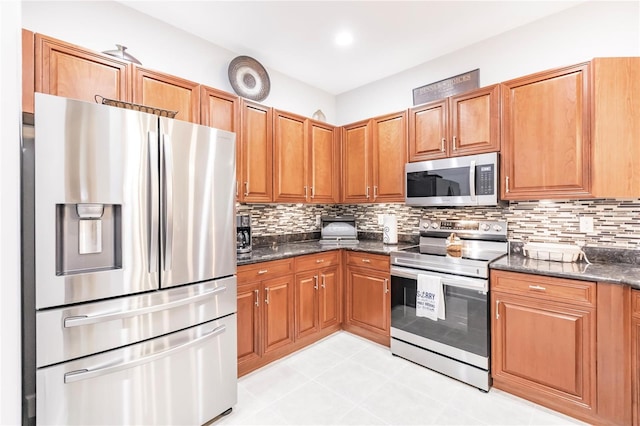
[{"left": 405, "top": 152, "right": 500, "bottom": 207}]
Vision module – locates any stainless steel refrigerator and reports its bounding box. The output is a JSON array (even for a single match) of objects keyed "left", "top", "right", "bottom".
[{"left": 22, "top": 93, "right": 238, "bottom": 425}]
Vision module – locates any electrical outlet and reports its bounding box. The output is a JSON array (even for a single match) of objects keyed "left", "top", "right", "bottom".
[
  {"left": 377, "top": 214, "right": 384, "bottom": 226},
  {"left": 315, "top": 215, "right": 321, "bottom": 227},
  {"left": 579, "top": 216, "right": 594, "bottom": 233}
]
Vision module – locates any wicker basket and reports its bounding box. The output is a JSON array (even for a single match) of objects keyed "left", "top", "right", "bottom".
[
  {"left": 522, "top": 242, "right": 584, "bottom": 263},
  {"left": 95, "top": 95, "right": 177, "bottom": 118}
]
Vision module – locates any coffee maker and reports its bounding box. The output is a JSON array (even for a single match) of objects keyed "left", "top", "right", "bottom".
[{"left": 236, "top": 214, "right": 252, "bottom": 254}]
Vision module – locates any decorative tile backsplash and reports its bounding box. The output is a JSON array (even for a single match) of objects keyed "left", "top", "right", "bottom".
[{"left": 238, "top": 199, "right": 640, "bottom": 249}]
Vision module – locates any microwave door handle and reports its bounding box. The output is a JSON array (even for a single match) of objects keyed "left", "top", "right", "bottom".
[
  {"left": 469, "top": 160, "right": 477, "bottom": 202},
  {"left": 148, "top": 131, "right": 159, "bottom": 273},
  {"left": 162, "top": 134, "right": 173, "bottom": 271}
]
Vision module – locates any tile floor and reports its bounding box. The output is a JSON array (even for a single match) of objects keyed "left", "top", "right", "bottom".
[{"left": 217, "top": 332, "right": 587, "bottom": 425}]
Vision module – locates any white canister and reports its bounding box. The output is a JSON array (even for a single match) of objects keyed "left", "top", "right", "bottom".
[{"left": 383, "top": 214, "right": 398, "bottom": 245}]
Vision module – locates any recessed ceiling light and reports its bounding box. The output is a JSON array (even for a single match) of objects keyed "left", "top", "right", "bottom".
[{"left": 335, "top": 31, "right": 353, "bottom": 47}]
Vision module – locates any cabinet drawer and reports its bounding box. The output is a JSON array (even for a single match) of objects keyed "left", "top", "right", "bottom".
[
  {"left": 346, "top": 251, "right": 389, "bottom": 272},
  {"left": 632, "top": 289, "right": 640, "bottom": 317},
  {"left": 295, "top": 251, "right": 340, "bottom": 272},
  {"left": 491, "top": 270, "right": 595, "bottom": 306},
  {"left": 238, "top": 259, "right": 294, "bottom": 283}
]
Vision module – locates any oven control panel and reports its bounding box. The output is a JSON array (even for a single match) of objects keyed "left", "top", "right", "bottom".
[{"left": 420, "top": 219, "right": 507, "bottom": 240}]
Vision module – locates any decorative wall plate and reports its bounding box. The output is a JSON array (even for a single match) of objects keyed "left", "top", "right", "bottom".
[{"left": 228, "top": 56, "right": 271, "bottom": 101}]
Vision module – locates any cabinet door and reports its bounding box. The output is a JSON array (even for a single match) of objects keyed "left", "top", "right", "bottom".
[
  {"left": 319, "top": 266, "right": 340, "bottom": 329},
  {"left": 133, "top": 67, "right": 200, "bottom": 123},
  {"left": 450, "top": 85, "right": 500, "bottom": 157},
  {"left": 591, "top": 57, "right": 640, "bottom": 198},
  {"left": 237, "top": 283, "right": 261, "bottom": 365},
  {"left": 501, "top": 63, "right": 591, "bottom": 200},
  {"left": 342, "top": 120, "right": 371, "bottom": 203},
  {"left": 200, "top": 85, "right": 239, "bottom": 132},
  {"left": 309, "top": 121, "right": 340, "bottom": 204},
  {"left": 262, "top": 274, "right": 294, "bottom": 354},
  {"left": 273, "top": 110, "right": 307, "bottom": 203},
  {"left": 372, "top": 111, "right": 407, "bottom": 202},
  {"left": 346, "top": 266, "right": 389, "bottom": 335},
  {"left": 35, "top": 34, "right": 131, "bottom": 104},
  {"left": 634, "top": 317, "right": 640, "bottom": 426},
  {"left": 492, "top": 292, "right": 595, "bottom": 411},
  {"left": 294, "top": 271, "right": 319, "bottom": 340},
  {"left": 240, "top": 100, "right": 273, "bottom": 203},
  {"left": 408, "top": 99, "right": 448, "bottom": 162}
]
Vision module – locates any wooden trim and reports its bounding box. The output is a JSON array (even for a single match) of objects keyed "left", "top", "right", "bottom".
[{"left": 22, "top": 29, "right": 35, "bottom": 113}]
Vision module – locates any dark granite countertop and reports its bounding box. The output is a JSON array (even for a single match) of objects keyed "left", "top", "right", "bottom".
[
  {"left": 237, "top": 240, "right": 414, "bottom": 266},
  {"left": 490, "top": 254, "right": 640, "bottom": 289}
]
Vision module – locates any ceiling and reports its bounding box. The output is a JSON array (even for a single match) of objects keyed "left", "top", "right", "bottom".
[{"left": 119, "top": 1, "right": 583, "bottom": 95}]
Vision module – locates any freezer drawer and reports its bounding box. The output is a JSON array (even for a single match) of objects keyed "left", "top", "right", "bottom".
[
  {"left": 37, "top": 276, "right": 236, "bottom": 367},
  {"left": 36, "top": 314, "right": 237, "bottom": 426}
]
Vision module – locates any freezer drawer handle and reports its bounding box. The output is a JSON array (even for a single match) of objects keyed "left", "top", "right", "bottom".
[
  {"left": 63, "top": 286, "right": 227, "bottom": 328},
  {"left": 63, "top": 324, "right": 227, "bottom": 384}
]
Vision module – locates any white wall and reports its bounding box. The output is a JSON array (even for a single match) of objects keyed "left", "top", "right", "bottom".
[
  {"left": 337, "top": 1, "right": 640, "bottom": 124},
  {"left": 0, "top": 1, "right": 23, "bottom": 425},
  {"left": 21, "top": 1, "right": 337, "bottom": 123}
]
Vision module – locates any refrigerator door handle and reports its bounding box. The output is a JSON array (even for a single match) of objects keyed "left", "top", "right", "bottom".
[
  {"left": 148, "top": 131, "right": 159, "bottom": 273},
  {"left": 63, "top": 285, "right": 228, "bottom": 328},
  {"left": 63, "top": 324, "right": 227, "bottom": 384},
  {"left": 162, "top": 133, "right": 174, "bottom": 271}
]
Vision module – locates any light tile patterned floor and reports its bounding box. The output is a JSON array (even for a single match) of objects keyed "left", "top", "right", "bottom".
[{"left": 217, "top": 332, "right": 587, "bottom": 425}]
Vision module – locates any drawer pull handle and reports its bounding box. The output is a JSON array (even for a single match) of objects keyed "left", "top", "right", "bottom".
[
  {"left": 362, "top": 259, "right": 371, "bottom": 263},
  {"left": 316, "top": 259, "right": 324, "bottom": 263},
  {"left": 384, "top": 278, "right": 389, "bottom": 294},
  {"left": 496, "top": 300, "right": 500, "bottom": 320},
  {"left": 528, "top": 285, "right": 546, "bottom": 291},
  {"left": 314, "top": 275, "right": 319, "bottom": 290},
  {"left": 254, "top": 289, "right": 259, "bottom": 307},
  {"left": 257, "top": 269, "right": 268, "bottom": 275},
  {"left": 265, "top": 288, "right": 270, "bottom": 304},
  {"left": 321, "top": 275, "right": 326, "bottom": 289}
]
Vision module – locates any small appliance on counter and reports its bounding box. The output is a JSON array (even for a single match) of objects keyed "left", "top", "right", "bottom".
[
  {"left": 319, "top": 216, "right": 358, "bottom": 245},
  {"left": 236, "top": 214, "right": 252, "bottom": 254}
]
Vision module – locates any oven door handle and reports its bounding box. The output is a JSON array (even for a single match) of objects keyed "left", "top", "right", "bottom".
[{"left": 390, "top": 266, "right": 488, "bottom": 293}]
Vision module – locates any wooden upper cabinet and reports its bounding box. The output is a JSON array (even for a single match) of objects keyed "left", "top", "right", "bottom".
[
  {"left": 22, "top": 29, "right": 35, "bottom": 113},
  {"left": 408, "top": 85, "right": 499, "bottom": 162},
  {"left": 200, "top": 85, "right": 239, "bottom": 132},
  {"left": 591, "top": 57, "right": 640, "bottom": 198},
  {"left": 133, "top": 67, "right": 200, "bottom": 123},
  {"left": 239, "top": 99, "right": 273, "bottom": 203},
  {"left": 450, "top": 84, "right": 500, "bottom": 157},
  {"left": 34, "top": 33, "right": 132, "bottom": 105},
  {"left": 308, "top": 120, "right": 340, "bottom": 204},
  {"left": 501, "top": 63, "right": 591, "bottom": 200},
  {"left": 342, "top": 120, "right": 372, "bottom": 203},
  {"left": 372, "top": 111, "right": 407, "bottom": 202},
  {"left": 273, "top": 110, "right": 308, "bottom": 203},
  {"left": 408, "top": 99, "right": 448, "bottom": 161}
]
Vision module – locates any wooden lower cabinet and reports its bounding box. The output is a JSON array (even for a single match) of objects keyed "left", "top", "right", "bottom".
[
  {"left": 294, "top": 252, "right": 341, "bottom": 340},
  {"left": 343, "top": 252, "right": 390, "bottom": 346},
  {"left": 491, "top": 270, "right": 633, "bottom": 425},
  {"left": 633, "top": 290, "right": 640, "bottom": 426},
  {"left": 237, "top": 259, "right": 295, "bottom": 377}
]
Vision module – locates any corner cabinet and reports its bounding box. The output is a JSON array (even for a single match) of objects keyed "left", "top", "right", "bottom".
[
  {"left": 238, "top": 100, "right": 273, "bottom": 203},
  {"left": 491, "top": 270, "right": 598, "bottom": 421},
  {"left": 408, "top": 84, "right": 500, "bottom": 162},
  {"left": 343, "top": 251, "right": 390, "bottom": 346},
  {"left": 34, "top": 33, "right": 132, "bottom": 105},
  {"left": 237, "top": 259, "right": 295, "bottom": 377},
  {"left": 342, "top": 111, "right": 407, "bottom": 203},
  {"left": 132, "top": 67, "right": 200, "bottom": 123},
  {"left": 500, "top": 63, "right": 591, "bottom": 200}
]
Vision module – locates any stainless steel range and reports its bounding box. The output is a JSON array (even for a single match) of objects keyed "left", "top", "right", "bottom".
[{"left": 390, "top": 218, "right": 508, "bottom": 391}]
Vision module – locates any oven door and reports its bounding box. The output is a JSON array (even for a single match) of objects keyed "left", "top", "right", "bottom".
[{"left": 390, "top": 266, "right": 490, "bottom": 369}]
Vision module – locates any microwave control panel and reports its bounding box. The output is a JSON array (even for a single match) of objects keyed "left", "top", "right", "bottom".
[{"left": 476, "top": 164, "right": 494, "bottom": 195}]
